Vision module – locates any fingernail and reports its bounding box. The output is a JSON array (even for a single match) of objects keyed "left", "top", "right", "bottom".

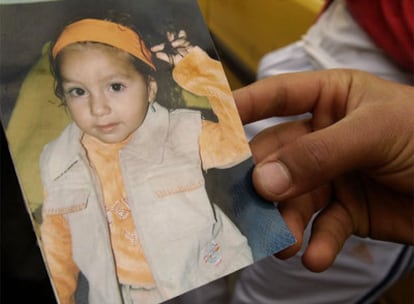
[{"left": 257, "top": 162, "right": 291, "bottom": 195}]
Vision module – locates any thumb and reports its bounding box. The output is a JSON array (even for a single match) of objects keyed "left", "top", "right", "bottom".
[{"left": 251, "top": 112, "right": 383, "bottom": 201}]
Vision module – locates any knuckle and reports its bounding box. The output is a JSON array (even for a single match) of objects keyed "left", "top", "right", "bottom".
[{"left": 300, "top": 136, "right": 334, "bottom": 174}]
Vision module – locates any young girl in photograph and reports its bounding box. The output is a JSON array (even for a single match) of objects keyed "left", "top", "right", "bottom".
[{"left": 40, "top": 17, "right": 253, "bottom": 304}]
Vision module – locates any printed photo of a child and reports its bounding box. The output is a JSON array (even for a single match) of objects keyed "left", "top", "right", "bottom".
[
  {"left": 41, "top": 14, "right": 254, "bottom": 304},
  {"left": 0, "top": 1, "right": 295, "bottom": 303}
]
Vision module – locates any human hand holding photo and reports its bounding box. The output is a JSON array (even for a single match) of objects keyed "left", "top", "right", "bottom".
[{"left": 234, "top": 69, "right": 414, "bottom": 272}]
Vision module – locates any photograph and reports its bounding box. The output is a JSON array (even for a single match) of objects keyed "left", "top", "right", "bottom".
[{"left": 0, "top": 0, "right": 295, "bottom": 303}]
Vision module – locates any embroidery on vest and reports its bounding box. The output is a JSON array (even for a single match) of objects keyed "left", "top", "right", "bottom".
[
  {"left": 124, "top": 230, "right": 139, "bottom": 246},
  {"left": 203, "top": 240, "right": 222, "bottom": 266},
  {"left": 107, "top": 197, "right": 130, "bottom": 221}
]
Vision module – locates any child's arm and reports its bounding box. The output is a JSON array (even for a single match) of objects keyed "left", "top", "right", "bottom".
[
  {"left": 151, "top": 32, "right": 251, "bottom": 170},
  {"left": 172, "top": 47, "right": 251, "bottom": 170},
  {"left": 41, "top": 213, "right": 79, "bottom": 304}
]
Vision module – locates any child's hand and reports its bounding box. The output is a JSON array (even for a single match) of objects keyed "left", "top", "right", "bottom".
[{"left": 151, "top": 30, "right": 193, "bottom": 66}]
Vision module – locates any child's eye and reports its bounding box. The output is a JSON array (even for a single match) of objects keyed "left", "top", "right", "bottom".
[
  {"left": 67, "top": 88, "right": 86, "bottom": 97},
  {"left": 110, "top": 83, "right": 125, "bottom": 92}
]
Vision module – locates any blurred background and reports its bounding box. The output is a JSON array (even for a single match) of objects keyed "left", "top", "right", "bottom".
[{"left": 198, "top": 0, "right": 323, "bottom": 88}]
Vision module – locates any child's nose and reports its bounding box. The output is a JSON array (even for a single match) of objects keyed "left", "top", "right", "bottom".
[{"left": 90, "top": 94, "right": 111, "bottom": 117}]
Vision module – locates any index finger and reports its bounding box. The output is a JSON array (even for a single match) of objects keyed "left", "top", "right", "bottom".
[
  {"left": 233, "top": 69, "right": 353, "bottom": 125},
  {"left": 150, "top": 43, "right": 165, "bottom": 53}
]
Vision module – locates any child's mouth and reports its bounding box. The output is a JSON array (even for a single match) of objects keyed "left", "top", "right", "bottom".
[{"left": 97, "top": 123, "right": 119, "bottom": 132}]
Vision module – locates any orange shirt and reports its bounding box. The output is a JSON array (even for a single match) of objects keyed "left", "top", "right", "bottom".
[{"left": 81, "top": 133, "right": 155, "bottom": 287}]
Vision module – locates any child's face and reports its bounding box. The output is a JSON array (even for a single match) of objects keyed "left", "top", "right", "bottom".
[{"left": 58, "top": 43, "right": 157, "bottom": 143}]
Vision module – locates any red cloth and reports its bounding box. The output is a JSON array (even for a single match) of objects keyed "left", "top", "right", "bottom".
[{"left": 346, "top": 0, "right": 414, "bottom": 72}]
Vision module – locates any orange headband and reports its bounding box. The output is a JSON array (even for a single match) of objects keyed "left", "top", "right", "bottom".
[{"left": 52, "top": 18, "right": 156, "bottom": 70}]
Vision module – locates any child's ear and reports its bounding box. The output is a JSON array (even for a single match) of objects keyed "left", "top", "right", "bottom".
[{"left": 147, "top": 76, "right": 158, "bottom": 103}]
